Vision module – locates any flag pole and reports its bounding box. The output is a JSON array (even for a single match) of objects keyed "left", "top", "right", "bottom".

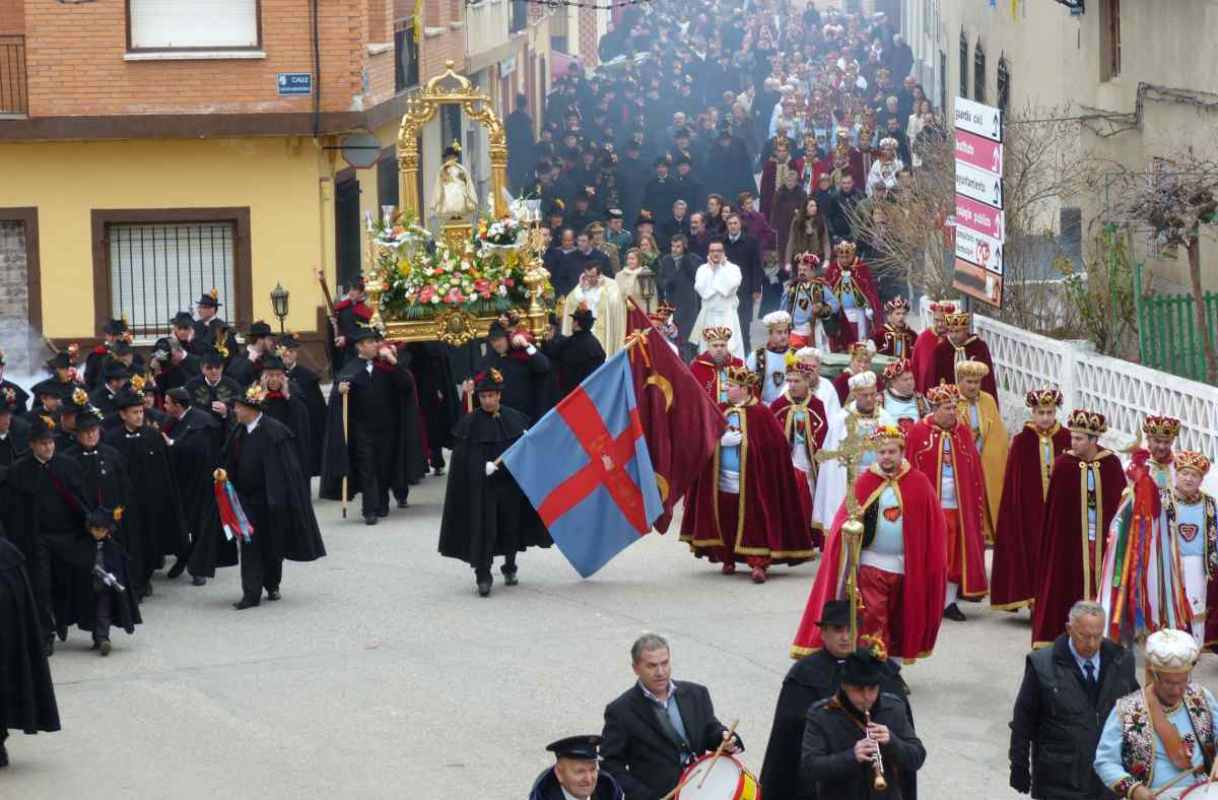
[{"left": 341, "top": 390, "right": 349, "bottom": 519}]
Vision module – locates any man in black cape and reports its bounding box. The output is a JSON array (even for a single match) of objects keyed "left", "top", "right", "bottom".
[
  {"left": 320, "top": 326, "right": 425, "bottom": 524},
  {"left": 186, "top": 347, "right": 242, "bottom": 427},
  {"left": 149, "top": 315, "right": 203, "bottom": 394},
  {"left": 0, "top": 348, "right": 30, "bottom": 417},
  {"left": 62, "top": 409, "right": 133, "bottom": 569},
  {"left": 29, "top": 353, "right": 71, "bottom": 416},
  {"left": 83, "top": 317, "right": 129, "bottom": 389},
  {"left": 103, "top": 386, "right": 188, "bottom": 597},
  {"left": 161, "top": 388, "right": 230, "bottom": 586},
  {"left": 405, "top": 342, "right": 460, "bottom": 476},
  {"left": 2, "top": 416, "right": 89, "bottom": 654},
  {"left": 224, "top": 384, "right": 326, "bottom": 610},
  {"left": 279, "top": 334, "right": 327, "bottom": 478},
  {"left": 193, "top": 289, "right": 239, "bottom": 363},
  {"left": 258, "top": 354, "right": 313, "bottom": 477},
  {"left": 760, "top": 601, "right": 915, "bottom": 800},
  {"left": 542, "top": 305, "right": 606, "bottom": 398},
  {"left": 0, "top": 388, "right": 30, "bottom": 473},
  {"left": 74, "top": 507, "right": 141, "bottom": 655},
  {"left": 88, "top": 361, "right": 129, "bottom": 418},
  {"left": 0, "top": 535, "right": 60, "bottom": 768},
  {"left": 438, "top": 368, "right": 551, "bottom": 597},
  {"left": 225, "top": 320, "right": 275, "bottom": 388},
  {"left": 469, "top": 321, "right": 553, "bottom": 424}
]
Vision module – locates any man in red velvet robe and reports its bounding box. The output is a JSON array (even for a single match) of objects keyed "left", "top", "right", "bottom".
[
  {"left": 871, "top": 297, "right": 917, "bottom": 359},
  {"left": 991, "top": 388, "right": 1071, "bottom": 612},
  {"left": 770, "top": 362, "right": 829, "bottom": 547},
  {"left": 930, "top": 312, "right": 998, "bottom": 406},
  {"left": 825, "top": 240, "right": 883, "bottom": 343},
  {"left": 906, "top": 384, "right": 989, "bottom": 621},
  {"left": 680, "top": 366, "right": 815, "bottom": 583},
  {"left": 688, "top": 326, "right": 743, "bottom": 409},
  {"left": 791, "top": 425, "right": 947, "bottom": 662},
  {"left": 1030, "top": 409, "right": 1127, "bottom": 648},
  {"left": 831, "top": 340, "right": 878, "bottom": 406},
  {"left": 912, "top": 300, "right": 955, "bottom": 394}
]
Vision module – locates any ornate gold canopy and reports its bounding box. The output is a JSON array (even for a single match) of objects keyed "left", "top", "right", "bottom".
[{"left": 395, "top": 60, "right": 509, "bottom": 220}]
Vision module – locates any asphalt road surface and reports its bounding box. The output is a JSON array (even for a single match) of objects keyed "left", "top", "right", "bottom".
[{"left": 6, "top": 473, "right": 1218, "bottom": 798}]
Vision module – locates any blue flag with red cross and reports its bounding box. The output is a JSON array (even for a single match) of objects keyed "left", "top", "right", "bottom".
[{"left": 501, "top": 350, "right": 663, "bottom": 577}]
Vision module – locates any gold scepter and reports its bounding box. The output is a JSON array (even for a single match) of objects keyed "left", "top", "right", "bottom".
[
  {"left": 341, "top": 389, "right": 350, "bottom": 519},
  {"left": 814, "top": 414, "right": 875, "bottom": 642}
]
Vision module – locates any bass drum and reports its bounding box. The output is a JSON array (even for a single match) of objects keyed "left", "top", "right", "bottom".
[{"left": 674, "top": 753, "right": 759, "bottom": 800}]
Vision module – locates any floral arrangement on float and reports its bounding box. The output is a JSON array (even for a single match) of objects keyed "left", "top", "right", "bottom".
[{"left": 367, "top": 208, "right": 546, "bottom": 324}]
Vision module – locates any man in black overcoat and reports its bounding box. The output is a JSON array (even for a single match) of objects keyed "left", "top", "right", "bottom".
[
  {"left": 437, "top": 369, "right": 550, "bottom": 597},
  {"left": 103, "top": 387, "right": 188, "bottom": 598},
  {"left": 62, "top": 410, "right": 130, "bottom": 554},
  {"left": 801, "top": 649, "right": 925, "bottom": 799},
  {"left": 224, "top": 385, "right": 326, "bottom": 610},
  {"left": 161, "top": 388, "right": 230, "bottom": 586},
  {"left": 723, "top": 213, "right": 764, "bottom": 340},
  {"left": 320, "top": 326, "right": 425, "bottom": 523},
  {"left": 225, "top": 320, "right": 275, "bottom": 389},
  {"left": 193, "top": 290, "right": 239, "bottom": 365},
  {"left": 88, "top": 361, "right": 129, "bottom": 418},
  {"left": 542, "top": 306, "right": 606, "bottom": 398},
  {"left": 471, "top": 322, "right": 553, "bottom": 424},
  {"left": 600, "top": 633, "right": 743, "bottom": 800},
  {"left": 279, "top": 334, "right": 327, "bottom": 478},
  {"left": 657, "top": 234, "right": 701, "bottom": 360},
  {"left": 761, "top": 601, "right": 914, "bottom": 800},
  {"left": 0, "top": 535, "right": 60, "bottom": 768},
  {"left": 2, "top": 416, "right": 89, "bottom": 654},
  {"left": 258, "top": 354, "right": 312, "bottom": 479}
]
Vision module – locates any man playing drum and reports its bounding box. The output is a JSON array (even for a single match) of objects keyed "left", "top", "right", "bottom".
[{"left": 1095, "top": 629, "right": 1218, "bottom": 798}]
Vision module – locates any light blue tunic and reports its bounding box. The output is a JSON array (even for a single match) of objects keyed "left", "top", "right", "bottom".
[
  {"left": 721, "top": 410, "right": 741, "bottom": 474},
  {"left": 870, "top": 486, "right": 904, "bottom": 557},
  {"left": 940, "top": 435, "right": 957, "bottom": 509},
  {"left": 1095, "top": 688, "right": 1218, "bottom": 794},
  {"left": 1177, "top": 499, "right": 1208, "bottom": 559}
]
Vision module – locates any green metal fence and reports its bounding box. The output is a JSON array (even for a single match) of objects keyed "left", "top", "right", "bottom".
[{"left": 1134, "top": 264, "right": 1218, "bottom": 383}]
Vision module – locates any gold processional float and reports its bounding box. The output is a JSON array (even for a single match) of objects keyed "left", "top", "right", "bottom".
[{"left": 359, "top": 62, "right": 552, "bottom": 346}]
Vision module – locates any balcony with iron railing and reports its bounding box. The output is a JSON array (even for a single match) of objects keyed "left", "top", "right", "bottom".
[{"left": 0, "top": 35, "right": 28, "bottom": 117}]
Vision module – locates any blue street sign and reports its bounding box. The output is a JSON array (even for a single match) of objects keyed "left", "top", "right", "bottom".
[{"left": 277, "top": 73, "right": 312, "bottom": 96}]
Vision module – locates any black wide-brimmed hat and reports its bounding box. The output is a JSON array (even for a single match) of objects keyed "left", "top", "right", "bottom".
[
  {"left": 102, "top": 318, "right": 128, "bottom": 336},
  {"left": 349, "top": 323, "right": 382, "bottom": 343},
  {"left": 46, "top": 351, "right": 71, "bottom": 371},
  {"left": 474, "top": 369, "right": 505, "bottom": 394},
  {"left": 29, "top": 415, "right": 56, "bottom": 442},
  {"left": 75, "top": 409, "right": 104, "bottom": 431},
  {"left": 113, "top": 387, "right": 145, "bottom": 410},
  {"left": 247, "top": 321, "right": 273, "bottom": 340},
  {"left": 260, "top": 354, "right": 286, "bottom": 372},
  {"left": 842, "top": 648, "right": 886, "bottom": 687},
  {"left": 171, "top": 311, "right": 195, "bottom": 328},
  {"left": 278, "top": 333, "right": 301, "bottom": 349},
  {"left": 201, "top": 348, "right": 225, "bottom": 367},
  {"left": 236, "top": 384, "right": 267, "bottom": 410},
  {"left": 196, "top": 289, "right": 222, "bottom": 308},
  {"left": 85, "top": 507, "right": 119, "bottom": 532},
  {"left": 817, "top": 599, "right": 851, "bottom": 628}
]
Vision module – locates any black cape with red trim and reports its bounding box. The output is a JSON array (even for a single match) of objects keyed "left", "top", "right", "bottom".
[
  {"left": 437, "top": 406, "right": 550, "bottom": 567},
  {"left": 0, "top": 536, "right": 60, "bottom": 737}
]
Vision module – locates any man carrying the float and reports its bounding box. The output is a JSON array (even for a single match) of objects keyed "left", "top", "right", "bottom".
[
  {"left": 1031, "top": 409, "right": 1127, "bottom": 648},
  {"left": 813, "top": 371, "right": 895, "bottom": 533},
  {"left": 907, "top": 384, "right": 989, "bottom": 621},
  {"left": 956, "top": 359, "right": 1008, "bottom": 544},
  {"left": 792, "top": 425, "right": 947, "bottom": 663},
  {"left": 1094, "top": 629, "right": 1218, "bottom": 799},
  {"left": 771, "top": 360, "right": 830, "bottom": 547},
  {"left": 680, "top": 366, "right": 813, "bottom": 584},
  {"left": 1144, "top": 415, "right": 1181, "bottom": 490},
  {"left": 747, "top": 310, "right": 796, "bottom": 405},
  {"left": 872, "top": 297, "right": 916, "bottom": 359},
  {"left": 689, "top": 326, "right": 744, "bottom": 408},
  {"left": 782, "top": 253, "right": 842, "bottom": 351},
  {"left": 930, "top": 311, "right": 998, "bottom": 405},
  {"left": 880, "top": 359, "right": 925, "bottom": 434},
  {"left": 991, "top": 388, "right": 1071, "bottom": 612}
]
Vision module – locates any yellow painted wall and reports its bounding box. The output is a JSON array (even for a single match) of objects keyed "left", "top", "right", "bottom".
[{"left": 0, "top": 136, "right": 336, "bottom": 338}]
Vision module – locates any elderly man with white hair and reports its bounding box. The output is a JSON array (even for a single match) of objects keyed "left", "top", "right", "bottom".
[
  {"left": 812, "top": 370, "right": 895, "bottom": 531},
  {"left": 1095, "top": 629, "right": 1218, "bottom": 799},
  {"left": 865, "top": 136, "right": 905, "bottom": 197},
  {"left": 795, "top": 346, "right": 842, "bottom": 420}
]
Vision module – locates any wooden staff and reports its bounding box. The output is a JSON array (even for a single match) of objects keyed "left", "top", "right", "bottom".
[
  {"left": 341, "top": 390, "right": 349, "bottom": 519},
  {"left": 659, "top": 719, "right": 739, "bottom": 800}
]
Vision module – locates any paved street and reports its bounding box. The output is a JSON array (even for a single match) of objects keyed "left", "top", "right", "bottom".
[{"left": 6, "top": 472, "right": 1218, "bottom": 798}]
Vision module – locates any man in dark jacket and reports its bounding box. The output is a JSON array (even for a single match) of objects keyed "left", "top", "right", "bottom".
[
  {"left": 601, "top": 634, "right": 742, "bottom": 800},
  {"left": 279, "top": 334, "right": 327, "bottom": 478},
  {"left": 827, "top": 174, "right": 866, "bottom": 241},
  {"left": 161, "top": 388, "right": 227, "bottom": 586},
  {"left": 470, "top": 322, "right": 553, "bottom": 424},
  {"left": 542, "top": 307, "right": 606, "bottom": 398},
  {"left": 1009, "top": 600, "right": 1138, "bottom": 799},
  {"left": 761, "top": 601, "right": 912, "bottom": 800},
  {"left": 723, "top": 213, "right": 764, "bottom": 341},
  {"left": 641, "top": 158, "right": 679, "bottom": 222},
  {"left": 657, "top": 235, "right": 701, "bottom": 360},
  {"left": 801, "top": 648, "right": 925, "bottom": 799},
  {"left": 529, "top": 735, "right": 624, "bottom": 800}
]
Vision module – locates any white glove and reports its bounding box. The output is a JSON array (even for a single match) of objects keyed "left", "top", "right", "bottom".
[
  {"left": 484, "top": 461, "right": 498, "bottom": 476},
  {"left": 865, "top": 308, "right": 874, "bottom": 319},
  {"left": 720, "top": 430, "right": 744, "bottom": 448}
]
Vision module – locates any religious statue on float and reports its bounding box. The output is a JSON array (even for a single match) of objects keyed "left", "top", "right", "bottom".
[{"left": 430, "top": 140, "right": 479, "bottom": 221}]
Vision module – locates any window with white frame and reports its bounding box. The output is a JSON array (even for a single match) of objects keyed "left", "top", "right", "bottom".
[
  {"left": 108, "top": 222, "right": 236, "bottom": 337},
  {"left": 128, "top": 0, "right": 260, "bottom": 51}
]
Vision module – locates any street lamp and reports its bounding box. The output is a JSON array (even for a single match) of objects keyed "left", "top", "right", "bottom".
[
  {"left": 270, "top": 282, "right": 290, "bottom": 333},
  {"left": 637, "top": 264, "right": 657, "bottom": 309}
]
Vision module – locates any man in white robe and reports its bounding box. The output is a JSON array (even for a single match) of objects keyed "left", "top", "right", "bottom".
[
  {"left": 795, "top": 346, "right": 843, "bottom": 421},
  {"left": 562, "top": 263, "right": 627, "bottom": 356},
  {"left": 812, "top": 370, "right": 895, "bottom": 531},
  {"left": 689, "top": 240, "right": 745, "bottom": 360}
]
